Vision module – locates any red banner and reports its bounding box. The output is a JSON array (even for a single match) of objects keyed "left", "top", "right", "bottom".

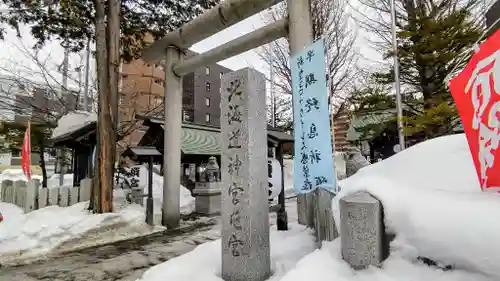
[
  {"left": 449, "top": 29, "right": 500, "bottom": 192},
  {"left": 21, "top": 121, "right": 31, "bottom": 180}
]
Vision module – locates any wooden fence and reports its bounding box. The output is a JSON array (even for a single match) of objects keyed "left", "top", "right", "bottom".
[{"left": 0, "top": 178, "right": 92, "bottom": 213}]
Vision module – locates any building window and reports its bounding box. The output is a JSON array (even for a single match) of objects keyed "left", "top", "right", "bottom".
[
  {"left": 205, "top": 67, "right": 210, "bottom": 75},
  {"left": 205, "top": 82, "right": 211, "bottom": 92},
  {"left": 220, "top": 72, "right": 224, "bottom": 79},
  {"left": 205, "top": 97, "right": 210, "bottom": 107},
  {"left": 205, "top": 113, "right": 210, "bottom": 123}
]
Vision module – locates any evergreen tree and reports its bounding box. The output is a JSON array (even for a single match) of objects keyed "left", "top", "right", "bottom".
[{"left": 356, "top": 0, "right": 483, "bottom": 139}]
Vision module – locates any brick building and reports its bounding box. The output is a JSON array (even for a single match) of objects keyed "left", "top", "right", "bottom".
[
  {"left": 331, "top": 105, "right": 350, "bottom": 151},
  {"left": 119, "top": 50, "right": 232, "bottom": 149}
]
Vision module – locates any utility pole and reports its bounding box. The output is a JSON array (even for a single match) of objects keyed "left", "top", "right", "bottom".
[
  {"left": 269, "top": 49, "right": 276, "bottom": 127},
  {"left": 83, "top": 38, "right": 91, "bottom": 112},
  {"left": 58, "top": 46, "right": 69, "bottom": 186},
  {"left": 287, "top": 0, "right": 315, "bottom": 227},
  {"left": 390, "top": 0, "right": 406, "bottom": 151}
]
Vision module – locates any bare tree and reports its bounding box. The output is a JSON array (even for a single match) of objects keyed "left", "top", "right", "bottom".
[
  {"left": 259, "top": 0, "right": 358, "bottom": 118},
  {"left": 267, "top": 92, "right": 293, "bottom": 130}
]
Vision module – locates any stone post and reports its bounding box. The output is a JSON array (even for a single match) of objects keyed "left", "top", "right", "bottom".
[
  {"left": 312, "top": 188, "right": 338, "bottom": 247},
  {"left": 14, "top": 180, "right": 27, "bottom": 209},
  {"left": 1, "top": 180, "right": 13, "bottom": 202},
  {"left": 339, "top": 192, "right": 385, "bottom": 269},
  {"left": 79, "top": 178, "right": 92, "bottom": 202},
  {"left": 25, "top": 180, "right": 40, "bottom": 212},
  {"left": 220, "top": 68, "right": 271, "bottom": 281}
]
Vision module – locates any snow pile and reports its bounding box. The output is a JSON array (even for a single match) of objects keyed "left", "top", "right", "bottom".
[
  {"left": 332, "top": 133, "right": 500, "bottom": 279},
  {"left": 137, "top": 224, "right": 316, "bottom": 281},
  {"left": 0, "top": 169, "right": 42, "bottom": 182},
  {"left": 279, "top": 240, "right": 491, "bottom": 281},
  {"left": 136, "top": 133, "right": 498, "bottom": 281},
  {"left": 115, "top": 165, "right": 195, "bottom": 215},
  {"left": 51, "top": 110, "right": 97, "bottom": 139},
  {"left": 47, "top": 173, "right": 74, "bottom": 188},
  {"left": 0, "top": 201, "right": 155, "bottom": 264}
]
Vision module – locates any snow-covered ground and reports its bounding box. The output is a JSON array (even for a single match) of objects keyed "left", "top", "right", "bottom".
[
  {"left": 0, "top": 201, "right": 158, "bottom": 265},
  {"left": 0, "top": 168, "right": 195, "bottom": 264},
  {"left": 136, "top": 134, "right": 498, "bottom": 281}
]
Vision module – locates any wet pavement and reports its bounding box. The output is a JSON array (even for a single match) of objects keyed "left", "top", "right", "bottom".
[{"left": 0, "top": 219, "right": 221, "bottom": 281}]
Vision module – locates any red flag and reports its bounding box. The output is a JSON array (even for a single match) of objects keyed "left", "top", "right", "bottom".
[
  {"left": 21, "top": 121, "right": 31, "bottom": 180},
  {"left": 449, "top": 28, "right": 500, "bottom": 192}
]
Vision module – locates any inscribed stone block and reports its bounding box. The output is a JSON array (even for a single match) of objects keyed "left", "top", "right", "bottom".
[
  {"left": 220, "top": 68, "right": 270, "bottom": 281},
  {"left": 49, "top": 188, "right": 59, "bottom": 206},
  {"left": 59, "top": 187, "right": 70, "bottom": 207},
  {"left": 340, "top": 192, "right": 384, "bottom": 269},
  {"left": 38, "top": 188, "right": 49, "bottom": 209},
  {"left": 25, "top": 180, "right": 40, "bottom": 212},
  {"left": 79, "top": 178, "right": 92, "bottom": 202}
]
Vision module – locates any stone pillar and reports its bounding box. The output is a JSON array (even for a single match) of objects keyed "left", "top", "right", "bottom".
[
  {"left": 220, "top": 68, "right": 271, "bottom": 281},
  {"left": 69, "top": 187, "right": 80, "bottom": 205},
  {"left": 25, "top": 180, "right": 40, "bottom": 212},
  {"left": 49, "top": 188, "right": 59, "bottom": 206},
  {"left": 1, "top": 180, "right": 13, "bottom": 202},
  {"left": 162, "top": 46, "right": 183, "bottom": 229},
  {"left": 339, "top": 192, "right": 385, "bottom": 269},
  {"left": 59, "top": 186, "right": 70, "bottom": 207},
  {"left": 38, "top": 188, "right": 49, "bottom": 209},
  {"left": 14, "top": 180, "right": 27, "bottom": 209},
  {"left": 79, "top": 178, "right": 92, "bottom": 202},
  {"left": 312, "top": 188, "right": 337, "bottom": 247}
]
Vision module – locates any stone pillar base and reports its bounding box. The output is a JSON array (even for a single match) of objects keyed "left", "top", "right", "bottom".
[{"left": 193, "top": 182, "right": 221, "bottom": 215}]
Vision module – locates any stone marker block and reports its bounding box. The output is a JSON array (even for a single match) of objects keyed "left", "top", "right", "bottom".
[
  {"left": 79, "top": 178, "right": 92, "bottom": 202},
  {"left": 339, "top": 192, "right": 384, "bottom": 269},
  {"left": 25, "top": 180, "right": 40, "bottom": 212},
  {"left": 1, "top": 180, "right": 13, "bottom": 202},
  {"left": 14, "top": 181, "right": 27, "bottom": 209},
  {"left": 69, "top": 187, "right": 80, "bottom": 205},
  {"left": 5, "top": 185, "right": 15, "bottom": 204},
  {"left": 49, "top": 188, "right": 59, "bottom": 206},
  {"left": 38, "top": 188, "right": 49, "bottom": 209},
  {"left": 193, "top": 182, "right": 222, "bottom": 215},
  {"left": 220, "top": 68, "right": 271, "bottom": 281},
  {"left": 313, "top": 188, "right": 338, "bottom": 248},
  {"left": 59, "top": 187, "right": 70, "bottom": 207}
]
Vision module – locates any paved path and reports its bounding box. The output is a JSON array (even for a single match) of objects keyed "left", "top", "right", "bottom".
[
  {"left": 0, "top": 220, "right": 221, "bottom": 281},
  {"left": 0, "top": 199, "right": 298, "bottom": 281}
]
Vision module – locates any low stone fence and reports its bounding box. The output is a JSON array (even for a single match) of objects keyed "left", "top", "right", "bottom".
[{"left": 0, "top": 178, "right": 93, "bottom": 213}]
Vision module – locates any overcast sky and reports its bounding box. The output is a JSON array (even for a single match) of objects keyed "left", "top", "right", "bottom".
[{"left": 0, "top": 2, "right": 384, "bottom": 92}]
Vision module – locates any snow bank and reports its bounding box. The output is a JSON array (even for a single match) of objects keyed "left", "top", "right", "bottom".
[
  {"left": 333, "top": 134, "right": 500, "bottom": 279},
  {"left": 115, "top": 165, "right": 195, "bottom": 215},
  {"left": 51, "top": 110, "right": 97, "bottom": 139},
  {"left": 0, "top": 201, "right": 155, "bottom": 264},
  {"left": 0, "top": 169, "right": 42, "bottom": 182},
  {"left": 280, "top": 240, "right": 491, "bottom": 281},
  {"left": 137, "top": 224, "right": 316, "bottom": 281}
]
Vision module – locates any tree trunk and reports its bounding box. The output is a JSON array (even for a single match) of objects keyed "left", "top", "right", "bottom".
[
  {"left": 106, "top": 0, "right": 121, "bottom": 212},
  {"left": 94, "top": 0, "right": 109, "bottom": 213},
  {"left": 39, "top": 138, "right": 48, "bottom": 188}
]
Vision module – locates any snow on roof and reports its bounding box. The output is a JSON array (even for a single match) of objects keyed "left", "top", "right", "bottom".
[{"left": 51, "top": 110, "right": 97, "bottom": 140}]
